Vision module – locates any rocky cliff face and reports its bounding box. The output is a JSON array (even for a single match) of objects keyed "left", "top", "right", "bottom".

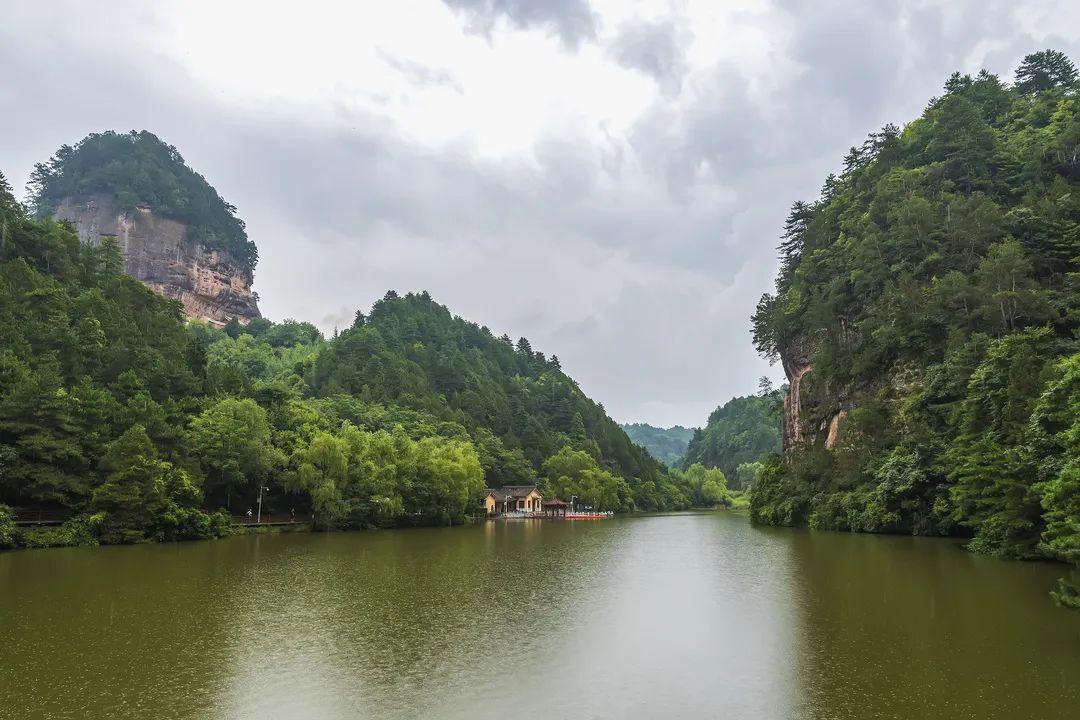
[
  {"left": 54, "top": 196, "right": 260, "bottom": 326},
  {"left": 778, "top": 331, "right": 849, "bottom": 452},
  {"left": 779, "top": 335, "right": 815, "bottom": 451}
]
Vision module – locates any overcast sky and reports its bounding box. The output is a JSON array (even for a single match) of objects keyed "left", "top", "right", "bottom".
[{"left": 3, "top": 1, "right": 1080, "bottom": 427}]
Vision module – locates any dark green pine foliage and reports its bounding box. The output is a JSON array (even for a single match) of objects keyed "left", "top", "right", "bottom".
[
  {"left": 620, "top": 423, "right": 695, "bottom": 467},
  {"left": 27, "top": 130, "right": 257, "bottom": 270},
  {"left": 0, "top": 175, "right": 217, "bottom": 538},
  {"left": 311, "top": 291, "right": 672, "bottom": 507},
  {"left": 749, "top": 50, "right": 1080, "bottom": 601},
  {"left": 681, "top": 392, "right": 783, "bottom": 488}
]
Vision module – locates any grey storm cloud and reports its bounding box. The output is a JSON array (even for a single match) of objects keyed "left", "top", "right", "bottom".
[
  {"left": 441, "top": 0, "right": 597, "bottom": 49},
  {"left": 3, "top": 0, "right": 1080, "bottom": 426},
  {"left": 610, "top": 18, "right": 689, "bottom": 95},
  {"left": 378, "top": 52, "right": 464, "bottom": 94}
]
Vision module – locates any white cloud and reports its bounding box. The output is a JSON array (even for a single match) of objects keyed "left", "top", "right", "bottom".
[{"left": 3, "top": 0, "right": 1080, "bottom": 426}]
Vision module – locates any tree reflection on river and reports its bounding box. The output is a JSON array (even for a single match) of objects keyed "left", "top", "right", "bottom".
[{"left": 1, "top": 513, "right": 1078, "bottom": 719}]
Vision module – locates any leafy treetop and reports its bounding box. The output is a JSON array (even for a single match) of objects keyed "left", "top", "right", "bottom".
[{"left": 28, "top": 131, "right": 257, "bottom": 270}]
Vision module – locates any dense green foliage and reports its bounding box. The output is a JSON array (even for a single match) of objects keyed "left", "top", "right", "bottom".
[
  {"left": 0, "top": 191, "right": 492, "bottom": 541},
  {"left": 311, "top": 291, "right": 679, "bottom": 509},
  {"left": 749, "top": 51, "right": 1080, "bottom": 603},
  {"left": 0, "top": 504, "right": 17, "bottom": 549},
  {"left": 541, "top": 447, "right": 634, "bottom": 511},
  {"left": 668, "top": 463, "right": 732, "bottom": 508},
  {"left": 538, "top": 447, "right": 729, "bottom": 511},
  {"left": 27, "top": 131, "right": 257, "bottom": 270},
  {"left": 681, "top": 392, "right": 783, "bottom": 488},
  {"left": 0, "top": 164, "right": 688, "bottom": 547},
  {"left": 620, "top": 423, "right": 694, "bottom": 466},
  {"left": 0, "top": 169, "right": 228, "bottom": 544}
]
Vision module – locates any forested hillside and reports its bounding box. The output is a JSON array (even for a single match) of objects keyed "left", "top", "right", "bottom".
[
  {"left": 750, "top": 51, "right": 1080, "bottom": 607},
  {"left": 0, "top": 170, "right": 234, "bottom": 544},
  {"left": 0, "top": 168, "right": 427, "bottom": 543},
  {"left": 311, "top": 291, "right": 678, "bottom": 507},
  {"left": 0, "top": 158, "right": 704, "bottom": 549},
  {"left": 681, "top": 392, "right": 782, "bottom": 489},
  {"left": 620, "top": 423, "right": 694, "bottom": 466},
  {"left": 27, "top": 131, "right": 257, "bottom": 270}
]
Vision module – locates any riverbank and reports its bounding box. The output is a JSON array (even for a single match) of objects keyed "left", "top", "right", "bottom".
[
  {"left": 729, "top": 490, "right": 750, "bottom": 512},
  {"left": 1, "top": 510, "right": 314, "bottom": 551},
  {"left": 2, "top": 505, "right": 533, "bottom": 551},
  {"left": 2, "top": 503, "right": 737, "bottom": 552},
  {"left": 231, "top": 522, "right": 312, "bottom": 536}
]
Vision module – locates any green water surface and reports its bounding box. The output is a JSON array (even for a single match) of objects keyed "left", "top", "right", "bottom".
[{"left": 2, "top": 512, "right": 1078, "bottom": 719}]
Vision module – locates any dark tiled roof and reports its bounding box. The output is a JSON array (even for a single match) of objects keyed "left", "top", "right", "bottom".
[
  {"left": 503, "top": 487, "right": 540, "bottom": 498},
  {"left": 500, "top": 485, "right": 540, "bottom": 498},
  {"left": 482, "top": 486, "right": 542, "bottom": 504}
]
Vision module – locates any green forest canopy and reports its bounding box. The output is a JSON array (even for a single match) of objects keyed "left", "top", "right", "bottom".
[
  {"left": 0, "top": 165, "right": 732, "bottom": 548},
  {"left": 681, "top": 392, "right": 782, "bottom": 489},
  {"left": 749, "top": 50, "right": 1080, "bottom": 608},
  {"left": 26, "top": 130, "right": 258, "bottom": 270}
]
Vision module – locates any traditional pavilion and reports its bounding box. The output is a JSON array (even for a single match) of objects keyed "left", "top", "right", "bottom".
[
  {"left": 482, "top": 486, "right": 543, "bottom": 515},
  {"left": 542, "top": 497, "right": 570, "bottom": 517},
  {"left": 481, "top": 486, "right": 573, "bottom": 517}
]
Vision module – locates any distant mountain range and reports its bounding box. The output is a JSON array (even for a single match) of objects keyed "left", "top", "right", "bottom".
[{"left": 620, "top": 423, "right": 695, "bottom": 467}]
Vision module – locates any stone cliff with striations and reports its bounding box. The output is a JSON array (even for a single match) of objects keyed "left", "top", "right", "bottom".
[
  {"left": 55, "top": 195, "right": 260, "bottom": 327},
  {"left": 778, "top": 331, "right": 851, "bottom": 452}
]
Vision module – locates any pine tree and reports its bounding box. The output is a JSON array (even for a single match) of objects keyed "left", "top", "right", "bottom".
[
  {"left": 1015, "top": 50, "right": 1078, "bottom": 95},
  {"left": 91, "top": 425, "right": 169, "bottom": 543}
]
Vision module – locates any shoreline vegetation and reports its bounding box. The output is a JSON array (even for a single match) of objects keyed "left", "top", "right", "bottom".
[
  {"left": 2, "top": 501, "right": 756, "bottom": 552},
  {"left": 749, "top": 50, "right": 1080, "bottom": 608}
]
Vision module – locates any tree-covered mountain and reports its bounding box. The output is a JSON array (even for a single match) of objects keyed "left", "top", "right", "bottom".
[
  {"left": 311, "top": 291, "right": 676, "bottom": 507},
  {"left": 620, "top": 423, "right": 695, "bottom": 466},
  {"left": 749, "top": 50, "right": 1080, "bottom": 607},
  {"left": 0, "top": 156, "right": 699, "bottom": 548},
  {"left": 27, "top": 130, "right": 257, "bottom": 270},
  {"left": 681, "top": 392, "right": 783, "bottom": 489}
]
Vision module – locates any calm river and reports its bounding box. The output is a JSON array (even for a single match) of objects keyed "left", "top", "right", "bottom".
[{"left": 2, "top": 512, "right": 1079, "bottom": 719}]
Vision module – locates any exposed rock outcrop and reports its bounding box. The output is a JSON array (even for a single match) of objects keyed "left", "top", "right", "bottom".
[
  {"left": 782, "top": 362, "right": 812, "bottom": 450},
  {"left": 779, "top": 334, "right": 815, "bottom": 451},
  {"left": 779, "top": 332, "right": 852, "bottom": 452},
  {"left": 824, "top": 409, "right": 848, "bottom": 450},
  {"left": 54, "top": 196, "right": 260, "bottom": 326}
]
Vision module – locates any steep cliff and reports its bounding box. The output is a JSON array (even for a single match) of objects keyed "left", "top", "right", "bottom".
[
  {"left": 28, "top": 130, "right": 260, "bottom": 326},
  {"left": 779, "top": 347, "right": 812, "bottom": 451},
  {"left": 55, "top": 195, "right": 260, "bottom": 326},
  {"left": 748, "top": 52, "right": 1080, "bottom": 564},
  {"left": 777, "top": 333, "right": 853, "bottom": 453}
]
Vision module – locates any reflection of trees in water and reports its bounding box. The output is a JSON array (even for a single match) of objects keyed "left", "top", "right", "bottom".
[
  {"left": 785, "top": 531, "right": 1080, "bottom": 720},
  {"left": 10, "top": 518, "right": 1077, "bottom": 720},
  {"left": 0, "top": 539, "right": 241, "bottom": 719},
  {"left": 220, "top": 522, "right": 623, "bottom": 717}
]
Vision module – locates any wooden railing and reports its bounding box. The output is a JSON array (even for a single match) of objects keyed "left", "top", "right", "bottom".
[{"left": 10, "top": 508, "right": 71, "bottom": 526}]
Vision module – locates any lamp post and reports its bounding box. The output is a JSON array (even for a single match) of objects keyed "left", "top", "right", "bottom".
[{"left": 257, "top": 486, "right": 269, "bottom": 523}]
